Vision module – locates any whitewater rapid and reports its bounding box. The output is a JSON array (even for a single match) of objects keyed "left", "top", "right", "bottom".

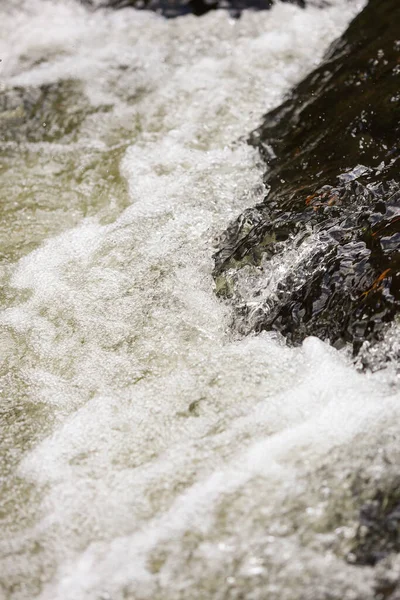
[{"left": 1, "top": 1, "right": 399, "bottom": 599}]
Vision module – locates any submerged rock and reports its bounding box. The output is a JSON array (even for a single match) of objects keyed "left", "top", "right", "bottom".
[
  {"left": 214, "top": 0, "right": 400, "bottom": 361},
  {"left": 0, "top": 79, "right": 131, "bottom": 264},
  {"left": 80, "top": 0, "right": 306, "bottom": 18},
  {"left": 0, "top": 80, "right": 111, "bottom": 144},
  {"left": 350, "top": 484, "right": 400, "bottom": 567}
]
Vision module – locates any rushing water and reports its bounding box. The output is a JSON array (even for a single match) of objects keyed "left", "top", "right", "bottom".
[{"left": 1, "top": 1, "right": 400, "bottom": 599}]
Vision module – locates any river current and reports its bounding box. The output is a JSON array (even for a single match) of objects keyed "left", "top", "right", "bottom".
[{"left": 1, "top": 1, "right": 399, "bottom": 598}]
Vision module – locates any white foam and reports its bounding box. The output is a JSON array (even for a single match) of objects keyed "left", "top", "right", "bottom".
[{"left": 3, "top": 1, "right": 397, "bottom": 600}]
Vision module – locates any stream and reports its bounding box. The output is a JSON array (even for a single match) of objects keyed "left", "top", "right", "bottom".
[{"left": 1, "top": 1, "right": 399, "bottom": 599}]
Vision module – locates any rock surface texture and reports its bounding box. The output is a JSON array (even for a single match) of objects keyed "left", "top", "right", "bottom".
[{"left": 214, "top": 0, "right": 400, "bottom": 365}]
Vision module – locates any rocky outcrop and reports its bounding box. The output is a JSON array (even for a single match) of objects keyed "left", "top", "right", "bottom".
[{"left": 214, "top": 0, "right": 400, "bottom": 363}]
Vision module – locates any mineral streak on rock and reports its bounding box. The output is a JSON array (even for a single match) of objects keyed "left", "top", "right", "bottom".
[{"left": 214, "top": 0, "right": 400, "bottom": 361}]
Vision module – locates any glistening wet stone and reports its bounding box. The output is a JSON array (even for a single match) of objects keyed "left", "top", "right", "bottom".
[{"left": 214, "top": 0, "right": 400, "bottom": 362}]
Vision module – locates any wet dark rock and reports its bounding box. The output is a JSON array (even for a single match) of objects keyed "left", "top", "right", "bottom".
[
  {"left": 80, "top": 0, "right": 306, "bottom": 18},
  {"left": 214, "top": 0, "right": 400, "bottom": 359}
]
